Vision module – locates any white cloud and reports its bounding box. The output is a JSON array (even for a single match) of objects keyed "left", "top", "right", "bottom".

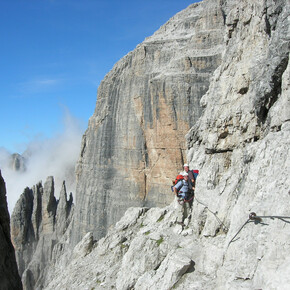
[
  {"left": 17, "top": 77, "right": 62, "bottom": 94},
  {"left": 0, "top": 108, "right": 84, "bottom": 214}
]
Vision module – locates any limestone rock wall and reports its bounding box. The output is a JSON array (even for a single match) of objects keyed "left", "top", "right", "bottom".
[
  {"left": 11, "top": 177, "right": 73, "bottom": 290},
  {"left": 184, "top": 0, "right": 290, "bottom": 288},
  {"left": 73, "top": 0, "right": 225, "bottom": 242},
  {"left": 44, "top": 0, "right": 290, "bottom": 289},
  {"left": 10, "top": 0, "right": 290, "bottom": 289},
  {"left": 0, "top": 170, "right": 22, "bottom": 290}
]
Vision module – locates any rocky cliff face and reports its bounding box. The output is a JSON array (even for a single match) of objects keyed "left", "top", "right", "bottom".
[
  {"left": 11, "top": 177, "right": 73, "bottom": 290},
  {"left": 11, "top": 0, "right": 290, "bottom": 289},
  {"left": 73, "top": 0, "right": 226, "bottom": 242},
  {"left": 43, "top": 0, "right": 290, "bottom": 289},
  {"left": 0, "top": 171, "right": 22, "bottom": 290}
]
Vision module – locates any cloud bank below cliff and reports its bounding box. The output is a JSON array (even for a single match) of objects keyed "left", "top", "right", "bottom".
[{"left": 0, "top": 108, "right": 84, "bottom": 213}]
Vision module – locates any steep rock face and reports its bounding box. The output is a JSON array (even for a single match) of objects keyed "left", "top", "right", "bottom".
[
  {"left": 11, "top": 177, "right": 73, "bottom": 290},
  {"left": 0, "top": 171, "right": 22, "bottom": 290},
  {"left": 73, "top": 0, "right": 225, "bottom": 242},
  {"left": 44, "top": 0, "right": 289, "bottom": 289},
  {"left": 183, "top": 0, "right": 290, "bottom": 288},
  {"left": 11, "top": 0, "right": 290, "bottom": 289}
]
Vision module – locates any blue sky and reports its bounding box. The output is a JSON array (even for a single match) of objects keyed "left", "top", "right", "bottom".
[{"left": 0, "top": 0, "right": 198, "bottom": 154}]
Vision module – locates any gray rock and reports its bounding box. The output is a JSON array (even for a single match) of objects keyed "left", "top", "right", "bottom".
[
  {"left": 11, "top": 177, "right": 74, "bottom": 290},
  {"left": 12, "top": 0, "right": 290, "bottom": 289},
  {"left": 44, "top": 0, "right": 290, "bottom": 289},
  {"left": 72, "top": 0, "right": 226, "bottom": 244},
  {"left": 72, "top": 232, "right": 94, "bottom": 259},
  {"left": 0, "top": 170, "right": 22, "bottom": 290},
  {"left": 10, "top": 153, "right": 26, "bottom": 172},
  {"left": 43, "top": 202, "right": 200, "bottom": 290},
  {"left": 0, "top": 151, "right": 26, "bottom": 172}
]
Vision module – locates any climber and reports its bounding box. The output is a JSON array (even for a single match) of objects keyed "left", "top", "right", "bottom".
[
  {"left": 183, "top": 163, "right": 195, "bottom": 186},
  {"left": 173, "top": 172, "right": 195, "bottom": 200}
]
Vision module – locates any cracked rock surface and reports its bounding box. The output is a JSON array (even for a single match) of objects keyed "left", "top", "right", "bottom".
[
  {"left": 72, "top": 0, "right": 225, "bottom": 242},
  {"left": 11, "top": 0, "right": 290, "bottom": 289},
  {"left": 47, "top": 0, "right": 290, "bottom": 288}
]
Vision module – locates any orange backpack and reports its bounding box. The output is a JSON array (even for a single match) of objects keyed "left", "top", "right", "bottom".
[{"left": 173, "top": 174, "right": 184, "bottom": 185}]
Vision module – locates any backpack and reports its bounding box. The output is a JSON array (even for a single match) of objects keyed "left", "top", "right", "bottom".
[
  {"left": 171, "top": 174, "right": 183, "bottom": 192},
  {"left": 171, "top": 170, "right": 199, "bottom": 192},
  {"left": 173, "top": 174, "right": 184, "bottom": 185},
  {"left": 191, "top": 170, "right": 199, "bottom": 180}
]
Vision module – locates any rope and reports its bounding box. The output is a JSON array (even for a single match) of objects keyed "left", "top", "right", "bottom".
[
  {"left": 228, "top": 212, "right": 290, "bottom": 246},
  {"left": 249, "top": 212, "right": 290, "bottom": 223},
  {"left": 228, "top": 219, "right": 250, "bottom": 245},
  {"left": 194, "top": 196, "right": 228, "bottom": 232},
  {"left": 255, "top": 215, "right": 290, "bottom": 224}
]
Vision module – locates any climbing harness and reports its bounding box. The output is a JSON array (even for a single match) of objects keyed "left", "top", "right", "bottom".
[
  {"left": 228, "top": 212, "right": 290, "bottom": 246},
  {"left": 177, "top": 193, "right": 195, "bottom": 205}
]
